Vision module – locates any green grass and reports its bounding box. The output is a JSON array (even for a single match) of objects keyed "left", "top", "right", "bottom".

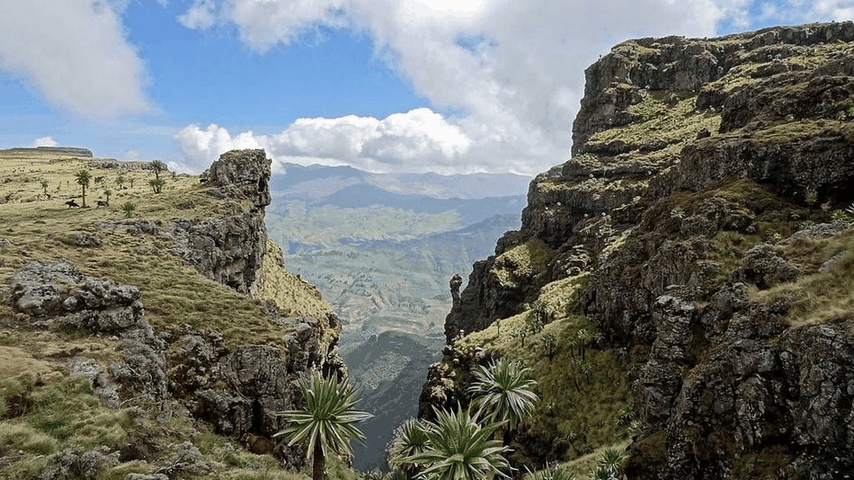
[
  {"left": 753, "top": 232, "right": 854, "bottom": 327},
  {"left": 0, "top": 370, "right": 349, "bottom": 479},
  {"left": 0, "top": 374, "right": 129, "bottom": 462}
]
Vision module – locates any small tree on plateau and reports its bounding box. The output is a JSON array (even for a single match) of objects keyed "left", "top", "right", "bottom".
[
  {"left": 40, "top": 179, "right": 49, "bottom": 195},
  {"left": 276, "top": 372, "right": 372, "bottom": 480},
  {"left": 74, "top": 170, "right": 91, "bottom": 207},
  {"left": 150, "top": 160, "right": 167, "bottom": 181},
  {"left": 149, "top": 178, "right": 165, "bottom": 194}
]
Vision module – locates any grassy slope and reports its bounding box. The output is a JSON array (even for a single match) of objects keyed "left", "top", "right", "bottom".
[{"left": 0, "top": 152, "right": 357, "bottom": 479}]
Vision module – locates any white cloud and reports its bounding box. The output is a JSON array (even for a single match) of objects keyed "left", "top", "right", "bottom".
[
  {"left": 178, "top": 0, "right": 217, "bottom": 30},
  {"left": 173, "top": 123, "right": 271, "bottom": 173},
  {"left": 174, "top": 108, "right": 474, "bottom": 174},
  {"left": 0, "top": 0, "right": 150, "bottom": 118},
  {"left": 31, "top": 136, "right": 58, "bottom": 147},
  {"left": 176, "top": 0, "right": 848, "bottom": 174},
  {"left": 121, "top": 148, "right": 141, "bottom": 160},
  {"left": 812, "top": 0, "right": 854, "bottom": 20}
]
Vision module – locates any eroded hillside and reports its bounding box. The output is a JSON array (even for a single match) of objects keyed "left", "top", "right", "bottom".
[
  {"left": 423, "top": 22, "right": 854, "bottom": 479},
  {"left": 0, "top": 149, "right": 351, "bottom": 479}
]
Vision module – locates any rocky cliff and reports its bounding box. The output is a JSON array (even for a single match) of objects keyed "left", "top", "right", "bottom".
[
  {"left": 0, "top": 149, "right": 346, "bottom": 477},
  {"left": 432, "top": 22, "right": 854, "bottom": 479}
]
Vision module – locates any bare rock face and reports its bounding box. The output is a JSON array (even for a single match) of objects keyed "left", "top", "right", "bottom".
[
  {"left": 172, "top": 149, "right": 272, "bottom": 294},
  {"left": 170, "top": 213, "right": 267, "bottom": 293},
  {"left": 164, "top": 318, "right": 344, "bottom": 470}
]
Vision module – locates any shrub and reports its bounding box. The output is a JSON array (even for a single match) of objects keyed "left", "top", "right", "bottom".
[
  {"left": 121, "top": 202, "right": 137, "bottom": 218},
  {"left": 149, "top": 178, "right": 166, "bottom": 194},
  {"left": 541, "top": 333, "right": 558, "bottom": 361}
]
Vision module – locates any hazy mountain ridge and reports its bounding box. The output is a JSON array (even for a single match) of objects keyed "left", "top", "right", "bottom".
[{"left": 271, "top": 162, "right": 530, "bottom": 201}]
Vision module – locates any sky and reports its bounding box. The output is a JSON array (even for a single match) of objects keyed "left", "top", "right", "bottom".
[{"left": 1, "top": 1, "right": 852, "bottom": 176}]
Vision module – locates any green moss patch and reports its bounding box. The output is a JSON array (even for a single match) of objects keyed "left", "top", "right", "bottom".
[
  {"left": 491, "top": 238, "right": 556, "bottom": 288},
  {"left": 587, "top": 93, "right": 721, "bottom": 154}
]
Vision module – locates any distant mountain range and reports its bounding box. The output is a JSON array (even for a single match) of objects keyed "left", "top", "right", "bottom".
[
  {"left": 270, "top": 162, "right": 531, "bottom": 201},
  {"left": 264, "top": 163, "right": 531, "bottom": 471}
]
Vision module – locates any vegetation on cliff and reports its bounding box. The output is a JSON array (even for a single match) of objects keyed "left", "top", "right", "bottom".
[{"left": 428, "top": 21, "right": 854, "bottom": 480}]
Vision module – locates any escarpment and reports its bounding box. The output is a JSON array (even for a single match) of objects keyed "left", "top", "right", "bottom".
[
  {"left": 432, "top": 22, "right": 854, "bottom": 479},
  {"left": 0, "top": 149, "right": 345, "bottom": 474}
]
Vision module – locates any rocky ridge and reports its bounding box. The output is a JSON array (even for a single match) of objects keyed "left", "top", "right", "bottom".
[
  {"left": 429, "top": 22, "right": 854, "bottom": 479},
  {"left": 1, "top": 149, "right": 345, "bottom": 476}
]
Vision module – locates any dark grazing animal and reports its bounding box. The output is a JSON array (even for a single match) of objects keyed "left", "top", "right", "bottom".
[
  {"left": 241, "top": 433, "right": 277, "bottom": 455},
  {"left": 65, "top": 199, "right": 80, "bottom": 208}
]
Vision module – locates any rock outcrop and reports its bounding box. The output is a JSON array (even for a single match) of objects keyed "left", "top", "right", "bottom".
[
  {"left": 431, "top": 22, "right": 854, "bottom": 479},
  {"left": 172, "top": 149, "right": 271, "bottom": 294},
  {"left": 7, "top": 260, "right": 168, "bottom": 409}
]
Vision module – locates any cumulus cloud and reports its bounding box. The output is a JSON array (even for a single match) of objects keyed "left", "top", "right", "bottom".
[
  {"left": 176, "top": 0, "right": 850, "bottom": 174},
  {"left": 0, "top": 0, "right": 150, "bottom": 118},
  {"left": 31, "top": 136, "right": 58, "bottom": 147},
  {"left": 174, "top": 108, "right": 476, "bottom": 174},
  {"left": 178, "top": 0, "right": 217, "bottom": 30},
  {"left": 173, "top": 123, "right": 271, "bottom": 173}
]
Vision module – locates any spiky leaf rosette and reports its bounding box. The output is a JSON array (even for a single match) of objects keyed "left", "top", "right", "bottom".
[
  {"left": 407, "top": 406, "right": 511, "bottom": 480},
  {"left": 468, "top": 357, "right": 538, "bottom": 430},
  {"left": 275, "top": 372, "right": 372, "bottom": 461},
  {"left": 389, "top": 418, "right": 431, "bottom": 471}
]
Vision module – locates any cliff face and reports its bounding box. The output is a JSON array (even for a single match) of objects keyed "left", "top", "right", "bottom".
[
  {"left": 436, "top": 22, "right": 854, "bottom": 479},
  {"left": 0, "top": 149, "right": 345, "bottom": 475},
  {"left": 172, "top": 149, "right": 271, "bottom": 294}
]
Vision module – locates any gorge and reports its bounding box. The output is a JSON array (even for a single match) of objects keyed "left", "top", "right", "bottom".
[{"left": 1, "top": 20, "right": 854, "bottom": 480}]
